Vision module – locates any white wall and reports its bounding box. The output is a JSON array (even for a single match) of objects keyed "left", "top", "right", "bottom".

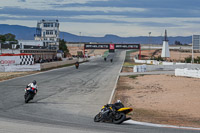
[
  {"left": 0, "top": 64, "right": 41, "bottom": 72},
  {"left": 0, "top": 56, "right": 21, "bottom": 65},
  {"left": 18, "top": 40, "right": 44, "bottom": 47},
  {"left": 133, "top": 65, "right": 147, "bottom": 72},
  {"left": 175, "top": 68, "right": 200, "bottom": 78}
]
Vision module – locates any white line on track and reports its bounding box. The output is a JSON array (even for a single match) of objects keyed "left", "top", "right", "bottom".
[
  {"left": 124, "top": 120, "right": 200, "bottom": 130},
  {"left": 108, "top": 51, "right": 126, "bottom": 104}
]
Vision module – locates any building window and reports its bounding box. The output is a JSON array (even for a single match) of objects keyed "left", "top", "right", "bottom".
[
  {"left": 46, "top": 30, "right": 53, "bottom": 35},
  {"left": 46, "top": 30, "right": 49, "bottom": 35},
  {"left": 44, "top": 23, "right": 47, "bottom": 27},
  {"left": 50, "top": 30, "right": 53, "bottom": 35},
  {"left": 50, "top": 38, "right": 54, "bottom": 41}
]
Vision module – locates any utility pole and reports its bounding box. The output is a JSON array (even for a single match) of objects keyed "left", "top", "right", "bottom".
[
  {"left": 148, "top": 32, "right": 151, "bottom": 57},
  {"left": 192, "top": 35, "right": 194, "bottom": 63}
]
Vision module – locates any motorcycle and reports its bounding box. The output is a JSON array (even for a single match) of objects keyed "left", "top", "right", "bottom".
[
  {"left": 75, "top": 62, "right": 79, "bottom": 69},
  {"left": 24, "top": 87, "right": 37, "bottom": 103},
  {"left": 94, "top": 104, "right": 133, "bottom": 124}
]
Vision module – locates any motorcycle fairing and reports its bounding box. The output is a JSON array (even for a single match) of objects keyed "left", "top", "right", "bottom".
[{"left": 117, "top": 107, "right": 133, "bottom": 114}]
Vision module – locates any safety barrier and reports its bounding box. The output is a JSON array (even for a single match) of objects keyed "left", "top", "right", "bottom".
[
  {"left": 0, "top": 64, "right": 41, "bottom": 72},
  {"left": 133, "top": 58, "right": 200, "bottom": 72},
  {"left": 0, "top": 58, "right": 87, "bottom": 72},
  {"left": 134, "top": 58, "right": 187, "bottom": 65},
  {"left": 175, "top": 68, "right": 200, "bottom": 78},
  {"left": 133, "top": 65, "right": 147, "bottom": 72}
]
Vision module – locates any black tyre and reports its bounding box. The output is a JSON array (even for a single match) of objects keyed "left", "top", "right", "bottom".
[
  {"left": 94, "top": 113, "right": 102, "bottom": 122},
  {"left": 113, "top": 112, "right": 126, "bottom": 124},
  {"left": 25, "top": 94, "right": 31, "bottom": 103}
]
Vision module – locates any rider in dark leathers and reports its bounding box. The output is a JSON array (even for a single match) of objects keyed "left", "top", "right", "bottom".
[{"left": 101, "top": 100, "right": 124, "bottom": 120}]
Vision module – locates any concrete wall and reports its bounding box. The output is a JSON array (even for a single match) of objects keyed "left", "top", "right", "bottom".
[
  {"left": 40, "top": 59, "right": 78, "bottom": 70},
  {"left": 134, "top": 58, "right": 200, "bottom": 72},
  {"left": 0, "top": 64, "right": 41, "bottom": 72},
  {"left": 0, "top": 49, "right": 20, "bottom": 54},
  {"left": 146, "top": 64, "right": 200, "bottom": 71},
  {"left": 0, "top": 65, "right": 5, "bottom": 72},
  {"left": 0, "top": 58, "right": 87, "bottom": 72},
  {"left": 175, "top": 68, "right": 200, "bottom": 78}
]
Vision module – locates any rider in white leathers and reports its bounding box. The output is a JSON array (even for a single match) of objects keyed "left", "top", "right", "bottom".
[{"left": 26, "top": 80, "right": 38, "bottom": 94}]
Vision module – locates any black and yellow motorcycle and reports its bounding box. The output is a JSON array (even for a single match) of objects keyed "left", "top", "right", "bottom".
[{"left": 94, "top": 104, "right": 133, "bottom": 124}]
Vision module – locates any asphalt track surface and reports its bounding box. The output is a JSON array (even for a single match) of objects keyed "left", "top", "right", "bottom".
[{"left": 0, "top": 50, "right": 198, "bottom": 133}]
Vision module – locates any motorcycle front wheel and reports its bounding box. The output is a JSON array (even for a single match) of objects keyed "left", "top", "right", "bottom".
[
  {"left": 25, "top": 93, "right": 33, "bottom": 103},
  {"left": 113, "top": 112, "right": 126, "bottom": 124},
  {"left": 94, "top": 113, "right": 102, "bottom": 122}
]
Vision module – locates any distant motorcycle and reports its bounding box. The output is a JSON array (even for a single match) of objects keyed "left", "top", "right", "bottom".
[
  {"left": 94, "top": 104, "right": 133, "bottom": 124},
  {"left": 75, "top": 62, "right": 79, "bottom": 69},
  {"left": 24, "top": 87, "right": 37, "bottom": 103}
]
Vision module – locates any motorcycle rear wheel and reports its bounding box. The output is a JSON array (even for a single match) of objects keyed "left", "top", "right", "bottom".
[{"left": 113, "top": 112, "right": 126, "bottom": 124}]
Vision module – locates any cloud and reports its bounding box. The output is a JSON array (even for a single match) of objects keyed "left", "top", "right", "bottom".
[
  {"left": 1, "top": 0, "right": 200, "bottom": 36},
  {"left": 18, "top": 0, "right": 26, "bottom": 2},
  {"left": 55, "top": 0, "right": 200, "bottom": 9}
]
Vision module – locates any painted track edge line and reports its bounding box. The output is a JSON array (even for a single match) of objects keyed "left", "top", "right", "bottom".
[
  {"left": 124, "top": 120, "right": 200, "bottom": 130},
  {"left": 108, "top": 50, "right": 126, "bottom": 104}
]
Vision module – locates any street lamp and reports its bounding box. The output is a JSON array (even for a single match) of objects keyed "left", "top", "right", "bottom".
[{"left": 148, "top": 32, "right": 151, "bottom": 57}]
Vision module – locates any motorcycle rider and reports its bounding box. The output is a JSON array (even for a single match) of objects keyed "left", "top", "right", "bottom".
[
  {"left": 26, "top": 80, "right": 38, "bottom": 94},
  {"left": 112, "top": 100, "right": 124, "bottom": 110},
  {"left": 75, "top": 61, "right": 79, "bottom": 68},
  {"left": 102, "top": 100, "right": 124, "bottom": 120}
]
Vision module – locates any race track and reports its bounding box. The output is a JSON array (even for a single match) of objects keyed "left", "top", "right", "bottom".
[{"left": 0, "top": 50, "right": 198, "bottom": 133}]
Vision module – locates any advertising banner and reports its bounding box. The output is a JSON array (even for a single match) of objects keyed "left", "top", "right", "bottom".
[
  {"left": 84, "top": 44, "right": 109, "bottom": 49},
  {"left": 109, "top": 44, "right": 115, "bottom": 50},
  {"left": 0, "top": 56, "right": 21, "bottom": 65},
  {"left": 85, "top": 44, "right": 140, "bottom": 50},
  {"left": 115, "top": 44, "right": 140, "bottom": 49}
]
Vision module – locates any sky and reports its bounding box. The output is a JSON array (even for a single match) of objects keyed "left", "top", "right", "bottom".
[{"left": 0, "top": 0, "right": 200, "bottom": 37}]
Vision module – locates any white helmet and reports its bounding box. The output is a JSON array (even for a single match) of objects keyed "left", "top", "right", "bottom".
[{"left": 117, "top": 100, "right": 121, "bottom": 103}]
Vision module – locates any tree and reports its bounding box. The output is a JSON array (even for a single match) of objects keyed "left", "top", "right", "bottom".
[
  {"left": 175, "top": 41, "right": 182, "bottom": 45},
  {"left": 0, "top": 35, "right": 6, "bottom": 42},
  {"left": 59, "top": 39, "right": 69, "bottom": 57},
  {"left": 4, "top": 33, "right": 16, "bottom": 41},
  {"left": 0, "top": 33, "right": 17, "bottom": 42}
]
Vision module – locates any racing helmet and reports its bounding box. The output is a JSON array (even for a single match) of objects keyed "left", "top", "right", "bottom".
[
  {"left": 32, "top": 80, "right": 37, "bottom": 85},
  {"left": 117, "top": 100, "right": 121, "bottom": 103}
]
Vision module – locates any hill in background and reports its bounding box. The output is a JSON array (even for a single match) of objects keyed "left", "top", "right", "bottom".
[{"left": 0, "top": 24, "right": 192, "bottom": 45}]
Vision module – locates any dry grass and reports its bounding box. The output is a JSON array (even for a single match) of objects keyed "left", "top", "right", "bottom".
[
  {"left": 0, "top": 72, "right": 38, "bottom": 82},
  {"left": 113, "top": 75, "right": 200, "bottom": 128}
]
